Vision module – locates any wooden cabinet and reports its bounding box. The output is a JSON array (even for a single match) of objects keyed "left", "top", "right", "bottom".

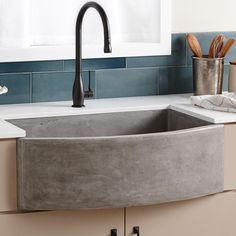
[
  {"left": 0, "top": 139, "right": 17, "bottom": 211},
  {"left": 224, "top": 124, "right": 236, "bottom": 190},
  {"left": 126, "top": 192, "right": 236, "bottom": 236},
  {"left": 0, "top": 209, "right": 124, "bottom": 236},
  {"left": 1, "top": 192, "right": 236, "bottom": 236}
]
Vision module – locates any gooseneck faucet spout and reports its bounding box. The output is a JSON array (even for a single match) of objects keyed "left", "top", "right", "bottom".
[{"left": 72, "top": 1, "right": 112, "bottom": 108}]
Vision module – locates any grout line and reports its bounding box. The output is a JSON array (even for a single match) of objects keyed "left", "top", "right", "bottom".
[
  {"left": 30, "top": 70, "right": 67, "bottom": 75},
  {"left": 157, "top": 69, "right": 160, "bottom": 95},
  {"left": 91, "top": 64, "right": 194, "bottom": 72},
  {"left": 125, "top": 58, "right": 128, "bottom": 68},
  {"left": 124, "top": 208, "right": 126, "bottom": 236},
  {"left": 29, "top": 73, "right": 33, "bottom": 103},
  {"left": 91, "top": 71, "right": 97, "bottom": 99},
  {"left": 157, "top": 65, "right": 191, "bottom": 69},
  {"left": 62, "top": 60, "right": 65, "bottom": 71},
  {"left": 88, "top": 71, "right": 91, "bottom": 91},
  {"left": 0, "top": 71, "right": 66, "bottom": 76},
  {"left": 31, "top": 70, "right": 92, "bottom": 75},
  {"left": 0, "top": 72, "right": 31, "bottom": 76},
  {"left": 27, "top": 64, "right": 197, "bottom": 74},
  {"left": 185, "top": 33, "right": 188, "bottom": 66}
]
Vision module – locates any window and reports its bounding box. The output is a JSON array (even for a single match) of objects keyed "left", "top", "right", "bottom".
[{"left": 0, "top": 0, "right": 171, "bottom": 61}]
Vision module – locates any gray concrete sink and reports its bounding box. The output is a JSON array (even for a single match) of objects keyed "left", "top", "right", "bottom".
[{"left": 8, "top": 109, "right": 224, "bottom": 210}]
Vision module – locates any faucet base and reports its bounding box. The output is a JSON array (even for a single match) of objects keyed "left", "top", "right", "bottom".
[{"left": 72, "top": 105, "right": 85, "bottom": 108}]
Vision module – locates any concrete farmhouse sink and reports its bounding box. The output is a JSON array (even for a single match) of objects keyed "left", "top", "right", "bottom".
[{"left": 8, "top": 109, "right": 224, "bottom": 210}]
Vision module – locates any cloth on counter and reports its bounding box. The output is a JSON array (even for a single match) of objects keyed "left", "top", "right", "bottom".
[
  {"left": 191, "top": 93, "right": 236, "bottom": 113},
  {"left": 0, "top": 86, "right": 8, "bottom": 95}
]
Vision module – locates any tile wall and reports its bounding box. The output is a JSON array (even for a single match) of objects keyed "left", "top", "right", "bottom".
[{"left": 0, "top": 32, "right": 235, "bottom": 104}]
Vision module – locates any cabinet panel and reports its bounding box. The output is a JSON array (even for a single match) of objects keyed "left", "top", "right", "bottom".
[
  {"left": 126, "top": 192, "right": 236, "bottom": 236},
  {"left": 224, "top": 124, "right": 236, "bottom": 190},
  {"left": 0, "top": 209, "right": 124, "bottom": 236},
  {"left": 0, "top": 139, "right": 17, "bottom": 211}
]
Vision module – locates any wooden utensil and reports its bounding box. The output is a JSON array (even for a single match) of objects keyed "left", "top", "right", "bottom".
[
  {"left": 186, "top": 33, "right": 203, "bottom": 57},
  {"left": 209, "top": 36, "right": 217, "bottom": 58},
  {"left": 218, "top": 38, "right": 235, "bottom": 58},
  {"left": 215, "top": 35, "right": 224, "bottom": 57},
  {"left": 208, "top": 39, "right": 216, "bottom": 58},
  {"left": 208, "top": 35, "right": 224, "bottom": 58}
]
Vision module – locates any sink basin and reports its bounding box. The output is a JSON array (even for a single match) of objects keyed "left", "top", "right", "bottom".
[{"left": 8, "top": 109, "right": 224, "bottom": 210}]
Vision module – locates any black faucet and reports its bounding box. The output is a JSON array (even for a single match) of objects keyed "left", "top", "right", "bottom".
[{"left": 72, "top": 1, "right": 112, "bottom": 108}]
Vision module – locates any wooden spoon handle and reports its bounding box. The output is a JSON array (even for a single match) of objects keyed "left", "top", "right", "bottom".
[
  {"left": 209, "top": 35, "right": 224, "bottom": 58},
  {"left": 209, "top": 36, "right": 217, "bottom": 58},
  {"left": 215, "top": 35, "right": 224, "bottom": 57},
  {"left": 209, "top": 41, "right": 216, "bottom": 58},
  {"left": 186, "top": 33, "right": 203, "bottom": 58},
  {"left": 219, "top": 38, "right": 235, "bottom": 58}
]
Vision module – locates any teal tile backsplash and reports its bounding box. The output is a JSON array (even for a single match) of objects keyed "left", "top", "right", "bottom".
[
  {"left": 159, "top": 67, "right": 192, "bottom": 95},
  {"left": 0, "top": 32, "right": 234, "bottom": 105},
  {"left": 64, "top": 58, "right": 126, "bottom": 71},
  {"left": 92, "top": 68, "right": 159, "bottom": 99},
  {"left": 32, "top": 72, "right": 90, "bottom": 103},
  {"left": 126, "top": 34, "right": 187, "bottom": 68},
  {"left": 0, "top": 61, "right": 63, "bottom": 73},
  {"left": 0, "top": 73, "right": 31, "bottom": 104}
]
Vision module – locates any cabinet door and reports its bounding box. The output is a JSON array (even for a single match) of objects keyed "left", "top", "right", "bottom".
[
  {"left": 126, "top": 192, "right": 236, "bottom": 236},
  {"left": 0, "top": 139, "right": 17, "bottom": 211},
  {"left": 0, "top": 208, "right": 124, "bottom": 236},
  {"left": 224, "top": 124, "right": 236, "bottom": 190}
]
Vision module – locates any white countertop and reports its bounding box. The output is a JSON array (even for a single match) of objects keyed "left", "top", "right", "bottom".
[
  {"left": 171, "top": 104, "right": 236, "bottom": 124},
  {"left": 1, "top": 93, "right": 236, "bottom": 139},
  {"left": 0, "top": 119, "right": 25, "bottom": 139},
  {"left": 0, "top": 94, "right": 189, "bottom": 120}
]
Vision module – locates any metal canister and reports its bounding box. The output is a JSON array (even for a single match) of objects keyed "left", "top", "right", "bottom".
[
  {"left": 228, "top": 61, "right": 236, "bottom": 92},
  {"left": 192, "top": 56, "right": 224, "bottom": 96}
]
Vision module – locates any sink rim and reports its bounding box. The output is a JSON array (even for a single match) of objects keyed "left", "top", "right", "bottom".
[
  {"left": 8, "top": 108, "right": 217, "bottom": 139},
  {"left": 17, "top": 124, "right": 223, "bottom": 140}
]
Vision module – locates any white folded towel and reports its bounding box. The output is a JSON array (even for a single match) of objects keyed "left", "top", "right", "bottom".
[
  {"left": 0, "top": 86, "right": 8, "bottom": 95},
  {"left": 191, "top": 93, "right": 236, "bottom": 113}
]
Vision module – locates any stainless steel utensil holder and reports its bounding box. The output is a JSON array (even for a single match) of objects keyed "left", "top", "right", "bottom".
[{"left": 192, "top": 56, "right": 224, "bottom": 95}]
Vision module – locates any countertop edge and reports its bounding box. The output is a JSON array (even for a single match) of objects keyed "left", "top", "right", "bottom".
[{"left": 0, "top": 119, "right": 26, "bottom": 139}]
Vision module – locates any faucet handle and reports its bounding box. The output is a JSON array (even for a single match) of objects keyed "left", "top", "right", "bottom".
[{"left": 84, "top": 89, "right": 94, "bottom": 98}]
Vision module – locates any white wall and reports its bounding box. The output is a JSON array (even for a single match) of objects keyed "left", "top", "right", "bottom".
[{"left": 172, "top": 0, "right": 236, "bottom": 33}]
